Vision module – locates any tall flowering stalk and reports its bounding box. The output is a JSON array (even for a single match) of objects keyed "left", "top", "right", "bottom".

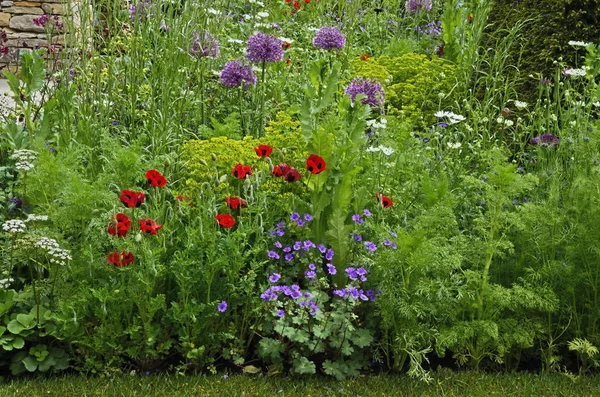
[
  {"left": 191, "top": 31, "right": 220, "bottom": 126},
  {"left": 220, "top": 60, "right": 257, "bottom": 136}
]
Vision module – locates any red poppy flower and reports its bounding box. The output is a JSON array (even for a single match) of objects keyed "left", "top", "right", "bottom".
[
  {"left": 108, "top": 213, "right": 132, "bottom": 238},
  {"left": 282, "top": 41, "right": 292, "bottom": 50},
  {"left": 376, "top": 193, "right": 393, "bottom": 208},
  {"left": 285, "top": 0, "right": 291, "bottom": 2},
  {"left": 146, "top": 169, "right": 167, "bottom": 187},
  {"left": 139, "top": 218, "right": 163, "bottom": 235},
  {"left": 306, "top": 154, "right": 327, "bottom": 174},
  {"left": 120, "top": 190, "right": 145, "bottom": 208},
  {"left": 232, "top": 163, "right": 252, "bottom": 179},
  {"left": 360, "top": 53, "right": 370, "bottom": 61},
  {"left": 216, "top": 213, "right": 236, "bottom": 228},
  {"left": 225, "top": 197, "right": 247, "bottom": 210},
  {"left": 293, "top": 1, "right": 300, "bottom": 10},
  {"left": 283, "top": 168, "right": 301, "bottom": 182},
  {"left": 304, "top": 0, "right": 310, "bottom": 3},
  {"left": 107, "top": 251, "right": 134, "bottom": 267},
  {"left": 254, "top": 145, "right": 273, "bottom": 158},
  {"left": 271, "top": 163, "right": 292, "bottom": 177}
]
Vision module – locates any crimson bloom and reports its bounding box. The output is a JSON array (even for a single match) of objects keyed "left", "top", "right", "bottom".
[
  {"left": 216, "top": 214, "right": 236, "bottom": 228},
  {"left": 139, "top": 218, "right": 163, "bottom": 235},
  {"left": 254, "top": 145, "right": 273, "bottom": 157},
  {"left": 306, "top": 154, "right": 327, "bottom": 174},
  {"left": 232, "top": 163, "right": 252, "bottom": 179},
  {"left": 225, "top": 197, "right": 247, "bottom": 210},
  {"left": 376, "top": 193, "right": 393, "bottom": 208},
  {"left": 146, "top": 169, "right": 167, "bottom": 187},
  {"left": 108, "top": 213, "right": 132, "bottom": 238},
  {"left": 283, "top": 168, "right": 301, "bottom": 182},
  {"left": 107, "top": 251, "right": 134, "bottom": 267},
  {"left": 271, "top": 163, "right": 292, "bottom": 177},
  {"left": 120, "top": 190, "right": 145, "bottom": 208}
]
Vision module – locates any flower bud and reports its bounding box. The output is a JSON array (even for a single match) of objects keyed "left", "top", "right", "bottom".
[
  {"left": 211, "top": 153, "right": 217, "bottom": 162},
  {"left": 164, "top": 158, "right": 171, "bottom": 168},
  {"left": 199, "top": 159, "right": 208, "bottom": 166},
  {"left": 135, "top": 233, "right": 143, "bottom": 243},
  {"left": 501, "top": 107, "right": 510, "bottom": 118}
]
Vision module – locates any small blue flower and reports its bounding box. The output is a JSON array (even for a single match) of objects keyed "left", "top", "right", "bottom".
[
  {"left": 276, "top": 309, "right": 285, "bottom": 318},
  {"left": 268, "top": 251, "right": 280, "bottom": 260},
  {"left": 326, "top": 249, "right": 334, "bottom": 261},
  {"left": 351, "top": 214, "right": 364, "bottom": 225},
  {"left": 296, "top": 219, "right": 305, "bottom": 227},
  {"left": 304, "top": 213, "right": 313, "bottom": 221},
  {"left": 317, "top": 244, "right": 326, "bottom": 253},
  {"left": 290, "top": 212, "right": 300, "bottom": 221},
  {"left": 218, "top": 301, "right": 227, "bottom": 312},
  {"left": 308, "top": 263, "right": 316, "bottom": 270},
  {"left": 269, "top": 273, "right": 281, "bottom": 283},
  {"left": 284, "top": 253, "right": 294, "bottom": 261},
  {"left": 283, "top": 246, "right": 292, "bottom": 253},
  {"left": 274, "top": 241, "right": 282, "bottom": 248},
  {"left": 293, "top": 241, "right": 302, "bottom": 251},
  {"left": 363, "top": 209, "right": 372, "bottom": 217},
  {"left": 353, "top": 233, "right": 363, "bottom": 242},
  {"left": 327, "top": 263, "right": 337, "bottom": 275},
  {"left": 364, "top": 241, "right": 377, "bottom": 252},
  {"left": 305, "top": 271, "right": 316, "bottom": 281}
]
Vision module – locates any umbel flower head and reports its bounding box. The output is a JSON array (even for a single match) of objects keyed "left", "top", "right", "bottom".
[
  {"left": 405, "top": 0, "right": 432, "bottom": 13},
  {"left": 191, "top": 31, "right": 220, "bottom": 59},
  {"left": 220, "top": 60, "right": 257, "bottom": 88},
  {"left": 312, "top": 27, "right": 346, "bottom": 50},
  {"left": 345, "top": 77, "right": 385, "bottom": 109},
  {"left": 246, "top": 32, "right": 284, "bottom": 63}
]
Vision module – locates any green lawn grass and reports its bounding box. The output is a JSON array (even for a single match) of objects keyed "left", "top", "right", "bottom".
[{"left": 2, "top": 370, "right": 600, "bottom": 397}]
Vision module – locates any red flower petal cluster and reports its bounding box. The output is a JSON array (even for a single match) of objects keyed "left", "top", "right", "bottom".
[
  {"left": 254, "top": 145, "right": 273, "bottom": 157},
  {"left": 360, "top": 53, "right": 370, "bottom": 61},
  {"left": 376, "top": 193, "right": 393, "bottom": 208},
  {"left": 232, "top": 163, "right": 252, "bottom": 179},
  {"left": 283, "top": 168, "right": 301, "bottom": 182},
  {"left": 108, "top": 213, "right": 132, "bottom": 238},
  {"left": 225, "top": 197, "right": 247, "bottom": 210},
  {"left": 306, "top": 154, "right": 327, "bottom": 174},
  {"left": 146, "top": 169, "right": 167, "bottom": 187},
  {"left": 216, "top": 214, "right": 236, "bottom": 228},
  {"left": 271, "top": 163, "right": 291, "bottom": 177},
  {"left": 139, "top": 218, "right": 163, "bottom": 235},
  {"left": 120, "top": 190, "right": 145, "bottom": 208},
  {"left": 293, "top": 1, "right": 300, "bottom": 9},
  {"left": 107, "top": 251, "right": 134, "bottom": 267}
]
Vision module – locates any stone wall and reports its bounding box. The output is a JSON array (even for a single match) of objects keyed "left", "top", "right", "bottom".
[{"left": 0, "top": 0, "right": 69, "bottom": 71}]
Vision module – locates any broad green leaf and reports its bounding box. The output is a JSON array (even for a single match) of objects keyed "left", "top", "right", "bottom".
[
  {"left": 22, "top": 356, "right": 38, "bottom": 372},
  {"left": 7, "top": 320, "right": 24, "bottom": 335},
  {"left": 292, "top": 356, "right": 315, "bottom": 375}
]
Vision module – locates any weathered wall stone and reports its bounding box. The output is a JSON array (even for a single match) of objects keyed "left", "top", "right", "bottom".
[{"left": 9, "top": 15, "right": 46, "bottom": 32}]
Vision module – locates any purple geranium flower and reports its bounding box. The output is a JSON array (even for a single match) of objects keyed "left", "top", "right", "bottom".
[
  {"left": 276, "top": 309, "right": 285, "bottom": 318},
  {"left": 246, "top": 32, "right": 284, "bottom": 63},
  {"left": 352, "top": 214, "right": 364, "bottom": 225},
  {"left": 327, "top": 263, "right": 337, "bottom": 275},
  {"left": 345, "top": 77, "right": 385, "bottom": 109},
  {"left": 364, "top": 241, "right": 377, "bottom": 252},
  {"left": 220, "top": 60, "right": 256, "bottom": 88},
  {"left": 217, "top": 301, "right": 227, "bottom": 312},
  {"left": 290, "top": 212, "right": 301, "bottom": 221},
  {"left": 304, "top": 213, "right": 313, "bottom": 221},
  {"left": 269, "top": 273, "right": 281, "bottom": 283},
  {"left": 284, "top": 253, "right": 294, "bottom": 262},
  {"left": 363, "top": 209, "right": 372, "bottom": 217},
  {"left": 268, "top": 251, "right": 280, "bottom": 260},
  {"left": 312, "top": 26, "right": 346, "bottom": 50},
  {"left": 353, "top": 233, "right": 363, "bottom": 242}
]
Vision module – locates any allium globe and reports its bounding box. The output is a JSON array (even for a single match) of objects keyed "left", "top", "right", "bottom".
[
  {"left": 220, "top": 60, "right": 257, "bottom": 88},
  {"left": 191, "top": 31, "right": 220, "bottom": 59},
  {"left": 246, "top": 32, "right": 284, "bottom": 63},
  {"left": 312, "top": 27, "right": 346, "bottom": 50},
  {"left": 344, "top": 77, "right": 385, "bottom": 109}
]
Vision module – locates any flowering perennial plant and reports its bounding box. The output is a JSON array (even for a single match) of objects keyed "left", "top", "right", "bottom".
[
  {"left": 312, "top": 27, "right": 346, "bottom": 51},
  {"left": 246, "top": 32, "right": 284, "bottom": 63},
  {"left": 345, "top": 78, "right": 385, "bottom": 109}
]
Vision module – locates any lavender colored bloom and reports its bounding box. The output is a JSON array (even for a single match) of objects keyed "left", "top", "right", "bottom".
[
  {"left": 284, "top": 253, "right": 294, "bottom": 262},
  {"left": 312, "top": 27, "right": 346, "bottom": 50},
  {"left": 356, "top": 267, "right": 367, "bottom": 276},
  {"left": 290, "top": 212, "right": 301, "bottom": 221},
  {"left": 276, "top": 228, "right": 285, "bottom": 237},
  {"left": 345, "top": 77, "right": 385, "bottom": 109},
  {"left": 283, "top": 246, "right": 292, "bottom": 253},
  {"left": 364, "top": 241, "right": 377, "bottom": 252},
  {"left": 353, "top": 233, "right": 363, "bottom": 242},
  {"left": 304, "top": 213, "right": 313, "bottom": 221},
  {"left": 439, "top": 122, "right": 448, "bottom": 128},
  {"left": 383, "top": 239, "right": 398, "bottom": 249},
  {"left": 363, "top": 209, "right": 372, "bottom": 217},
  {"left": 246, "top": 32, "right": 284, "bottom": 63},
  {"left": 326, "top": 249, "right": 334, "bottom": 261},
  {"left": 333, "top": 289, "right": 348, "bottom": 298},
  {"left": 274, "top": 241, "right": 283, "bottom": 249},
  {"left": 291, "top": 290, "right": 301, "bottom": 299},
  {"left": 269, "top": 273, "right": 281, "bottom": 283},
  {"left": 308, "top": 263, "right": 316, "bottom": 271},
  {"left": 346, "top": 267, "right": 358, "bottom": 280},
  {"left": 352, "top": 214, "right": 364, "bottom": 225},
  {"left": 277, "top": 221, "right": 285, "bottom": 228},
  {"left": 303, "top": 240, "right": 316, "bottom": 251},
  {"left": 529, "top": 133, "right": 560, "bottom": 148},
  {"left": 129, "top": 0, "right": 152, "bottom": 22},
  {"left": 276, "top": 309, "right": 285, "bottom": 318},
  {"left": 304, "top": 292, "right": 313, "bottom": 298},
  {"left": 191, "top": 31, "right": 220, "bottom": 59},
  {"left": 366, "top": 289, "right": 377, "bottom": 301},
  {"left": 317, "top": 244, "right": 327, "bottom": 253},
  {"left": 405, "top": 0, "right": 432, "bottom": 13},
  {"left": 296, "top": 219, "right": 305, "bottom": 227},
  {"left": 327, "top": 263, "right": 337, "bottom": 275},
  {"left": 389, "top": 231, "right": 398, "bottom": 238},
  {"left": 305, "top": 271, "right": 316, "bottom": 281},
  {"left": 217, "top": 301, "right": 227, "bottom": 312},
  {"left": 160, "top": 22, "right": 171, "bottom": 31},
  {"left": 293, "top": 241, "right": 302, "bottom": 251},
  {"left": 220, "top": 60, "right": 256, "bottom": 88},
  {"left": 268, "top": 250, "right": 280, "bottom": 260}
]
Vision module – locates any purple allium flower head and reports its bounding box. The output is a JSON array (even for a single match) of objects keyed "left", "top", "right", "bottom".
[
  {"left": 290, "top": 212, "right": 301, "bottom": 221},
  {"left": 191, "top": 31, "right": 220, "bottom": 58},
  {"left": 304, "top": 213, "right": 313, "bottom": 221},
  {"left": 217, "top": 301, "right": 227, "bottom": 312},
  {"left": 345, "top": 77, "right": 385, "bottom": 109},
  {"left": 529, "top": 133, "right": 560, "bottom": 148},
  {"left": 364, "top": 241, "right": 377, "bottom": 252},
  {"left": 312, "top": 26, "right": 346, "bottom": 50},
  {"left": 276, "top": 309, "right": 285, "bottom": 318},
  {"left": 269, "top": 273, "right": 281, "bottom": 283},
  {"left": 405, "top": 0, "right": 432, "bottom": 13},
  {"left": 220, "top": 60, "right": 256, "bottom": 88},
  {"left": 268, "top": 250, "right": 280, "bottom": 260},
  {"left": 284, "top": 253, "right": 294, "bottom": 261},
  {"left": 352, "top": 214, "right": 364, "bottom": 225},
  {"left": 327, "top": 263, "right": 337, "bottom": 275},
  {"left": 363, "top": 209, "right": 372, "bottom": 217},
  {"left": 246, "top": 32, "right": 284, "bottom": 63}
]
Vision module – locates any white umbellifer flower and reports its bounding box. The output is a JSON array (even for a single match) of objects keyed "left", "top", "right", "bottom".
[
  {"left": 514, "top": 100, "right": 527, "bottom": 109},
  {"left": 447, "top": 142, "right": 462, "bottom": 149},
  {"left": 434, "top": 111, "right": 466, "bottom": 124},
  {"left": 228, "top": 38, "right": 243, "bottom": 44},
  {"left": 2, "top": 219, "right": 27, "bottom": 233},
  {"left": 15, "top": 161, "right": 34, "bottom": 171},
  {"left": 35, "top": 237, "right": 72, "bottom": 265},
  {"left": 257, "top": 11, "right": 269, "bottom": 18},
  {"left": 207, "top": 8, "right": 219, "bottom": 15},
  {"left": 504, "top": 120, "right": 514, "bottom": 127},
  {"left": 25, "top": 214, "right": 49, "bottom": 222},
  {"left": 11, "top": 149, "right": 38, "bottom": 162},
  {"left": 593, "top": 101, "right": 600, "bottom": 108},
  {"left": 568, "top": 41, "right": 589, "bottom": 47},
  {"left": 366, "top": 146, "right": 395, "bottom": 156},
  {"left": 564, "top": 68, "right": 586, "bottom": 77},
  {"left": 248, "top": 0, "right": 265, "bottom": 5},
  {"left": 366, "top": 118, "right": 388, "bottom": 130}
]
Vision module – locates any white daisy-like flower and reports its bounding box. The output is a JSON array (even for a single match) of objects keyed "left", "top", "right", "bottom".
[
  {"left": 514, "top": 100, "right": 527, "bottom": 109},
  {"left": 564, "top": 68, "right": 587, "bottom": 77},
  {"left": 434, "top": 111, "right": 466, "bottom": 124},
  {"left": 504, "top": 120, "right": 514, "bottom": 127}
]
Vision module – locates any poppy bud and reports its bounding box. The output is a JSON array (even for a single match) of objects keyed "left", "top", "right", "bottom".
[
  {"left": 177, "top": 209, "right": 185, "bottom": 217},
  {"left": 269, "top": 163, "right": 274, "bottom": 172},
  {"left": 199, "top": 159, "right": 208, "bottom": 166},
  {"left": 501, "top": 107, "right": 510, "bottom": 118},
  {"left": 219, "top": 175, "right": 227, "bottom": 184},
  {"left": 167, "top": 207, "right": 174, "bottom": 220},
  {"left": 135, "top": 233, "right": 143, "bottom": 242},
  {"left": 211, "top": 153, "right": 217, "bottom": 161},
  {"left": 281, "top": 148, "right": 287, "bottom": 155},
  {"left": 164, "top": 158, "right": 171, "bottom": 168}
]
